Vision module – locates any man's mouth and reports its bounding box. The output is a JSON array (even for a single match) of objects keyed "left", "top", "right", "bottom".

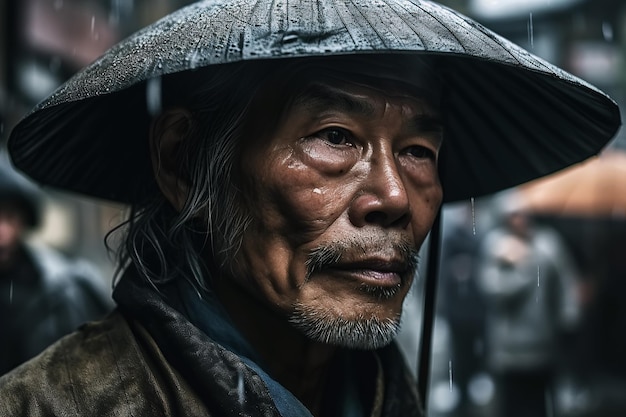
[
  {"left": 325, "top": 259, "right": 409, "bottom": 286},
  {"left": 304, "top": 236, "right": 420, "bottom": 285}
]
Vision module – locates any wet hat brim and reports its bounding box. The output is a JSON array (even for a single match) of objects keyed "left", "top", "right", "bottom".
[{"left": 7, "top": 0, "right": 621, "bottom": 204}]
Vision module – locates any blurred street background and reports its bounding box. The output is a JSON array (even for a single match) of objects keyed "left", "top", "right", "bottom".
[{"left": 1, "top": 1, "right": 625, "bottom": 416}]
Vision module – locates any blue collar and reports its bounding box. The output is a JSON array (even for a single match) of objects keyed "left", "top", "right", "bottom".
[{"left": 171, "top": 278, "right": 369, "bottom": 417}]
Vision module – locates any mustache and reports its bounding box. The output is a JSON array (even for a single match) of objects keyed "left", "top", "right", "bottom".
[{"left": 304, "top": 235, "right": 420, "bottom": 281}]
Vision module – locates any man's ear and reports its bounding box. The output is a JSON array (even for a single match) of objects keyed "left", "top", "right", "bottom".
[{"left": 149, "top": 108, "right": 192, "bottom": 212}]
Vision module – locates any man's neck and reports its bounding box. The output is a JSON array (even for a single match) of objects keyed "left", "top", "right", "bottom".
[{"left": 212, "top": 276, "right": 336, "bottom": 416}]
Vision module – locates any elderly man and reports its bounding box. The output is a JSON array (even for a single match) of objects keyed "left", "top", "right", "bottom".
[{"left": 0, "top": 0, "right": 620, "bottom": 416}]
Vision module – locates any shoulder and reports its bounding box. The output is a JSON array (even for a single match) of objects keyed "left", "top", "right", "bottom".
[{"left": 0, "top": 311, "right": 176, "bottom": 416}]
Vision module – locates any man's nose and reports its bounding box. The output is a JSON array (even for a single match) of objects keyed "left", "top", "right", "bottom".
[{"left": 348, "top": 152, "right": 411, "bottom": 229}]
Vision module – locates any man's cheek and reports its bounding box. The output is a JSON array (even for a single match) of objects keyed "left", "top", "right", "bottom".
[{"left": 276, "top": 188, "right": 347, "bottom": 237}]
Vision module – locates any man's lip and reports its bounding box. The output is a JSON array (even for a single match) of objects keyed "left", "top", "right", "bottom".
[
  {"left": 322, "top": 259, "right": 409, "bottom": 286},
  {"left": 332, "top": 259, "right": 408, "bottom": 273}
]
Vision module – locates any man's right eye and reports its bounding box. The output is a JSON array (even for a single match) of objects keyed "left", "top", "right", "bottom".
[{"left": 316, "top": 128, "right": 354, "bottom": 146}]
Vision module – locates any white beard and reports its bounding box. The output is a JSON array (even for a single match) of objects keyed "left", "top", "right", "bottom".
[{"left": 288, "top": 301, "right": 402, "bottom": 350}]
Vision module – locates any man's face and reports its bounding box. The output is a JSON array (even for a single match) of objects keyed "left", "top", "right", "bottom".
[
  {"left": 0, "top": 202, "right": 26, "bottom": 268},
  {"left": 234, "top": 75, "right": 443, "bottom": 349}
]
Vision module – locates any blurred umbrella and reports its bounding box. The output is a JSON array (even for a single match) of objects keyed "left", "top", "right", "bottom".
[{"left": 519, "top": 150, "right": 626, "bottom": 217}]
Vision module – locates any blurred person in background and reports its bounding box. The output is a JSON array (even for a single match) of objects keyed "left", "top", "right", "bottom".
[
  {"left": 0, "top": 152, "right": 113, "bottom": 376},
  {"left": 439, "top": 203, "right": 488, "bottom": 417},
  {"left": 478, "top": 191, "right": 581, "bottom": 417}
]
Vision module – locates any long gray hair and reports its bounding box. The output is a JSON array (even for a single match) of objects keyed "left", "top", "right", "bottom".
[{"left": 110, "top": 60, "right": 273, "bottom": 290}]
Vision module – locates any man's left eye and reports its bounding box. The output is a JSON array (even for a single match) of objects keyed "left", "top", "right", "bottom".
[
  {"left": 406, "top": 145, "right": 436, "bottom": 160},
  {"left": 317, "top": 128, "right": 354, "bottom": 146}
]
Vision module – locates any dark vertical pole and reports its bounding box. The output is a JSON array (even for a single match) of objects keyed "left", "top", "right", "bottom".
[{"left": 417, "top": 209, "right": 442, "bottom": 413}]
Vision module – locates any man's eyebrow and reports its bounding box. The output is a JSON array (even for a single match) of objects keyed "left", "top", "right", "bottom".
[{"left": 293, "top": 83, "right": 376, "bottom": 116}]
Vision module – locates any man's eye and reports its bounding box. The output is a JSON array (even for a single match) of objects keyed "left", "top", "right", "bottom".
[
  {"left": 406, "top": 145, "right": 436, "bottom": 160},
  {"left": 317, "top": 128, "right": 353, "bottom": 146}
]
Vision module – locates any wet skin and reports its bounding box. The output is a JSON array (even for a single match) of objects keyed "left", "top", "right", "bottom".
[
  {"left": 235, "top": 79, "right": 444, "bottom": 330},
  {"left": 152, "top": 74, "right": 445, "bottom": 414}
]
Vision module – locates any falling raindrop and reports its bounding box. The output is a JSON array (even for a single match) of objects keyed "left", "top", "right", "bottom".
[
  {"left": 536, "top": 265, "right": 540, "bottom": 303},
  {"left": 448, "top": 360, "right": 453, "bottom": 392},
  {"left": 237, "top": 367, "right": 245, "bottom": 405},
  {"left": 602, "top": 22, "right": 613, "bottom": 42},
  {"left": 470, "top": 197, "right": 476, "bottom": 235},
  {"left": 527, "top": 13, "right": 534, "bottom": 49},
  {"left": 0, "top": 122, "right": 4, "bottom": 137},
  {"left": 91, "top": 16, "right": 99, "bottom": 41},
  {"left": 146, "top": 77, "right": 162, "bottom": 116},
  {"left": 537, "top": 265, "right": 540, "bottom": 287},
  {"left": 9, "top": 280, "right": 13, "bottom": 305}
]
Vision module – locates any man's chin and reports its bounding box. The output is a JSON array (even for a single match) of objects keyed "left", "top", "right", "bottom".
[{"left": 288, "top": 302, "right": 401, "bottom": 350}]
